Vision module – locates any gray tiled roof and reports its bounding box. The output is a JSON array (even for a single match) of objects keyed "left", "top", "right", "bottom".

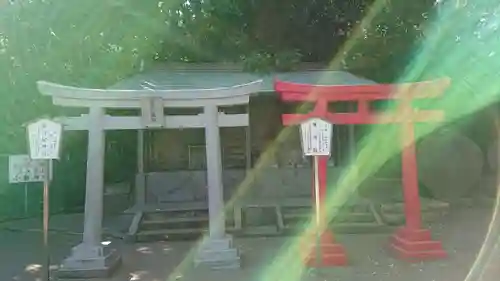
[{"left": 111, "top": 68, "right": 375, "bottom": 92}]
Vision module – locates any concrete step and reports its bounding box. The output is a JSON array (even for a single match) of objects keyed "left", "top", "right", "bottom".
[
  {"left": 283, "top": 211, "right": 376, "bottom": 223},
  {"left": 241, "top": 225, "right": 280, "bottom": 236},
  {"left": 136, "top": 226, "right": 237, "bottom": 241},
  {"left": 283, "top": 222, "right": 392, "bottom": 234},
  {"left": 380, "top": 199, "right": 449, "bottom": 213},
  {"left": 142, "top": 215, "right": 209, "bottom": 225},
  {"left": 380, "top": 211, "right": 448, "bottom": 225},
  {"left": 125, "top": 202, "right": 208, "bottom": 214}
]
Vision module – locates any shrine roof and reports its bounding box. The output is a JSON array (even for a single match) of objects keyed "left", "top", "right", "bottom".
[{"left": 110, "top": 65, "right": 375, "bottom": 92}]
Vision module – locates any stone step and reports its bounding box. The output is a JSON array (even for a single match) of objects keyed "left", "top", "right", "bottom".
[
  {"left": 142, "top": 215, "right": 209, "bottom": 225},
  {"left": 380, "top": 199, "right": 449, "bottom": 213},
  {"left": 391, "top": 236, "right": 444, "bottom": 252},
  {"left": 195, "top": 248, "right": 240, "bottom": 263},
  {"left": 137, "top": 227, "right": 206, "bottom": 237},
  {"left": 137, "top": 226, "right": 238, "bottom": 240},
  {"left": 390, "top": 244, "right": 447, "bottom": 260},
  {"left": 381, "top": 211, "right": 448, "bottom": 225},
  {"left": 195, "top": 259, "right": 241, "bottom": 270},
  {"left": 304, "top": 253, "right": 348, "bottom": 267},
  {"left": 283, "top": 222, "right": 390, "bottom": 234},
  {"left": 283, "top": 212, "right": 376, "bottom": 223},
  {"left": 332, "top": 222, "right": 389, "bottom": 233},
  {"left": 241, "top": 225, "right": 280, "bottom": 236},
  {"left": 132, "top": 202, "right": 209, "bottom": 213}
]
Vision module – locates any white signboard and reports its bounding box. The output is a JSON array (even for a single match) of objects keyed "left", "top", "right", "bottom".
[
  {"left": 9, "top": 154, "right": 47, "bottom": 183},
  {"left": 27, "top": 119, "right": 63, "bottom": 160},
  {"left": 300, "top": 118, "right": 333, "bottom": 156}
]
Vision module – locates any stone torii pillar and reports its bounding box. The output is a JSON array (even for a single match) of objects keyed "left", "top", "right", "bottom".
[
  {"left": 37, "top": 79, "right": 262, "bottom": 274},
  {"left": 60, "top": 106, "right": 120, "bottom": 278},
  {"left": 204, "top": 104, "right": 226, "bottom": 239},
  {"left": 195, "top": 104, "right": 239, "bottom": 268}
]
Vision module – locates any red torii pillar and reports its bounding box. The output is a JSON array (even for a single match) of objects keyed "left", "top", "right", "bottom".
[{"left": 274, "top": 78, "right": 450, "bottom": 264}]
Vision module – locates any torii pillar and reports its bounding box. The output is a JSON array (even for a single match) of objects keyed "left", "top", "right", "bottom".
[
  {"left": 36, "top": 79, "right": 263, "bottom": 275},
  {"left": 275, "top": 78, "right": 450, "bottom": 263}
]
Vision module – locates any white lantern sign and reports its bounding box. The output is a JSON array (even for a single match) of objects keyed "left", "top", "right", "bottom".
[
  {"left": 299, "top": 118, "right": 332, "bottom": 156},
  {"left": 27, "top": 119, "right": 63, "bottom": 160}
]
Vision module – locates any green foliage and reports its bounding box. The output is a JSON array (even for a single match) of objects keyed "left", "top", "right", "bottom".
[
  {"left": 0, "top": 0, "right": 437, "bottom": 153},
  {"left": 339, "top": 0, "right": 436, "bottom": 81},
  {"left": 0, "top": 0, "right": 166, "bottom": 152},
  {"left": 242, "top": 49, "right": 302, "bottom": 73},
  {"left": 156, "top": 0, "right": 435, "bottom": 78},
  {"left": 0, "top": 0, "right": 439, "bottom": 219},
  {"left": 0, "top": 0, "right": 167, "bottom": 218}
]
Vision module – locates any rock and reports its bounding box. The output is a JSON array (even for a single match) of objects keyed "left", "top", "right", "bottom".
[
  {"left": 417, "top": 129, "right": 483, "bottom": 201},
  {"left": 487, "top": 141, "right": 499, "bottom": 172}
]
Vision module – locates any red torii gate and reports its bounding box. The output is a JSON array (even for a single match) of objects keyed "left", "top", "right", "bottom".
[{"left": 274, "top": 78, "right": 450, "bottom": 265}]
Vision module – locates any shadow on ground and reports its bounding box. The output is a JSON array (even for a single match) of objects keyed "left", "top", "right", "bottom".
[{"left": 0, "top": 205, "right": 498, "bottom": 281}]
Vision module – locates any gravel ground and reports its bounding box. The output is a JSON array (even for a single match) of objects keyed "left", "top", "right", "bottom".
[{"left": 0, "top": 204, "right": 498, "bottom": 281}]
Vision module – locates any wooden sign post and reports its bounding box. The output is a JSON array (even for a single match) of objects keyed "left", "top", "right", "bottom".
[
  {"left": 27, "top": 118, "right": 63, "bottom": 281},
  {"left": 299, "top": 118, "right": 346, "bottom": 267},
  {"left": 8, "top": 155, "right": 47, "bottom": 216}
]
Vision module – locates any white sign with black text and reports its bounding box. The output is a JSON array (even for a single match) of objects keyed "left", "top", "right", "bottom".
[
  {"left": 27, "top": 119, "right": 63, "bottom": 160},
  {"left": 8, "top": 154, "right": 46, "bottom": 184},
  {"left": 140, "top": 97, "right": 165, "bottom": 128},
  {"left": 299, "top": 118, "right": 333, "bottom": 156}
]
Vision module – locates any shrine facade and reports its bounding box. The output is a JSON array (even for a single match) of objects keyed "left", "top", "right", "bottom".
[{"left": 37, "top": 66, "right": 438, "bottom": 276}]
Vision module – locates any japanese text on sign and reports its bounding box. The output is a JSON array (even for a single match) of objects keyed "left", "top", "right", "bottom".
[
  {"left": 8, "top": 155, "right": 47, "bottom": 183},
  {"left": 27, "top": 119, "right": 62, "bottom": 160},
  {"left": 141, "top": 97, "right": 165, "bottom": 128},
  {"left": 300, "top": 118, "right": 333, "bottom": 156}
]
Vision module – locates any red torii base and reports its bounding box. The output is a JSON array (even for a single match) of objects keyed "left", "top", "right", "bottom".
[
  {"left": 301, "top": 155, "right": 348, "bottom": 266},
  {"left": 274, "top": 78, "right": 451, "bottom": 266}
]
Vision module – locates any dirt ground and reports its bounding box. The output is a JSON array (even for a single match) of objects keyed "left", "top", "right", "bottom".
[{"left": 1, "top": 203, "right": 500, "bottom": 281}]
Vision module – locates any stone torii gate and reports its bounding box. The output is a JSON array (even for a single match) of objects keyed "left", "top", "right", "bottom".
[
  {"left": 274, "top": 78, "right": 450, "bottom": 262},
  {"left": 37, "top": 79, "right": 262, "bottom": 277}
]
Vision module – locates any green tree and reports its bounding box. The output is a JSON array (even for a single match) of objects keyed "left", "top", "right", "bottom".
[
  {"left": 0, "top": 0, "right": 168, "bottom": 216},
  {"left": 0, "top": 0, "right": 437, "bottom": 218}
]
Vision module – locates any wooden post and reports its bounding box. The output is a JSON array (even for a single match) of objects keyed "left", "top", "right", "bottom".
[{"left": 42, "top": 160, "right": 51, "bottom": 281}]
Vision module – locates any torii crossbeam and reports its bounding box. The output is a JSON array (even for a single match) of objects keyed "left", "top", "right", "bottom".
[{"left": 275, "top": 78, "right": 451, "bottom": 265}]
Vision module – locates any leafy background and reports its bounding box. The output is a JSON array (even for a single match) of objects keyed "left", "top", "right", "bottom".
[{"left": 0, "top": 0, "right": 476, "bottom": 219}]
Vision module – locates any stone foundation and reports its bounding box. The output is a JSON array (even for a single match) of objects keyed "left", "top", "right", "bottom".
[
  {"left": 57, "top": 243, "right": 121, "bottom": 279},
  {"left": 194, "top": 236, "right": 241, "bottom": 269}
]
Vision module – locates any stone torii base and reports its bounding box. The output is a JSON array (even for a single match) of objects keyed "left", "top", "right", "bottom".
[
  {"left": 301, "top": 231, "right": 348, "bottom": 267},
  {"left": 56, "top": 107, "right": 122, "bottom": 279},
  {"left": 195, "top": 235, "right": 241, "bottom": 269},
  {"left": 390, "top": 228, "right": 447, "bottom": 261},
  {"left": 300, "top": 156, "right": 348, "bottom": 267},
  {"left": 57, "top": 243, "right": 121, "bottom": 279}
]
